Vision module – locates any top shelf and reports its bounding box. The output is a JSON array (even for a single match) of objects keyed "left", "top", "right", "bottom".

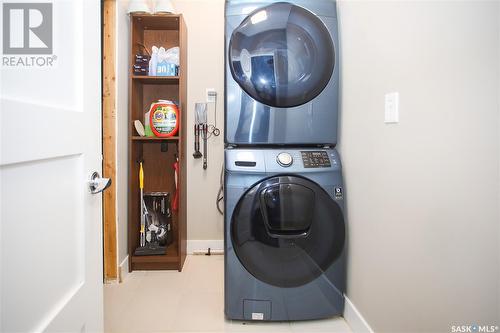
[
  {"left": 131, "top": 13, "right": 180, "bottom": 30},
  {"left": 131, "top": 75, "right": 179, "bottom": 84}
]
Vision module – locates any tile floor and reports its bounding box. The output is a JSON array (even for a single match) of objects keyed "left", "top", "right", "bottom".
[{"left": 104, "top": 255, "right": 352, "bottom": 333}]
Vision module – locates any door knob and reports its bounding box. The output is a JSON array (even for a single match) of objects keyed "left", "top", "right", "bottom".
[{"left": 88, "top": 172, "right": 112, "bottom": 194}]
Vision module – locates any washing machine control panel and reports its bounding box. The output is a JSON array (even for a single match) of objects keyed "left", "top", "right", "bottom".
[
  {"left": 301, "top": 151, "right": 331, "bottom": 168},
  {"left": 276, "top": 152, "right": 293, "bottom": 167},
  {"left": 226, "top": 149, "right": 339, "bottom": 173}
]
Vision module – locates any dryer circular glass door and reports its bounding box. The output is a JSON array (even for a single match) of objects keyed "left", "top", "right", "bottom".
[
  {"left": 231, "top": 175, "right": 345, "bottom": 288},
  {"left": 229, "top": 2, "right": 335, "bottom": 108}
]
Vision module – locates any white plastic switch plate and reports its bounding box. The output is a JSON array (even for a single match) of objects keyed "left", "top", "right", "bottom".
[
  {"left": 385, "top": 92, "right": 399, "bottom": 123},
  {"left": 206, "top": 88, "right": 217, "bottom": 103}
]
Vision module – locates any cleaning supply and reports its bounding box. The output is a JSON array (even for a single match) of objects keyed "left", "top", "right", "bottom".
[
  {"left": 156, "top": 47, "right": 170, "bottom": 76},
  {"left": 143, "top": 192, "right": 172, "bottom": 246},
  {"left": 139, "top": 162, "right": 146, "bottom": 247},
  {"left": 157, "top": 61, "right": 177, "bottom": 76},
  {"left": 148, "top": 46, "right": 159, "bottom": 76},
  {"left": 156, "top": 46, "right": 179, "bottom": 76},
  {"left": 133, "top": 54, "right": 150, "bottom": 75},
  {"left": 134, "top": 120, "right": 145, "bottom": 137},
  {"left": 135, "top": 164, "right": 167, "bottom": 256},
  {"left": 149, "top": 100, "right": 179, "bottom": 137},
  {"left": 144, "top": 110, "right": 154, "bottom": 137},
  {"left": 164, "top": 47, "right": 180, "bottom": 66}
]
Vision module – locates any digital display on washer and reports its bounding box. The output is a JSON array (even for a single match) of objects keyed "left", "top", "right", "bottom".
[{"left": 301, "top": 151, "right": 331, "bottom": 168}]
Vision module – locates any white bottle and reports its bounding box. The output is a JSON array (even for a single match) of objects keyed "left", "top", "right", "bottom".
[{"left": 149, "top": 46, "right": 159, "bottom": 76}]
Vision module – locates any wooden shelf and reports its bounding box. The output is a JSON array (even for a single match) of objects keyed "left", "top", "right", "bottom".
[
  {"left": 128, "top": 14, "right": 187, "bottom": 273},
  {"left": 131, "top": 75, "right": 179, "bottom": 84},
  {"left": 130, "top": 242, "right": 179, "bottom": 270},
  {"left": 131, "top": 241, "right": 179, "bottom": 263},
  {"left": 130, "top": 13, "right": 180, "bottom": 30},
  {"left": 132, "top": 136, "right": 179, "bottom": 141}
]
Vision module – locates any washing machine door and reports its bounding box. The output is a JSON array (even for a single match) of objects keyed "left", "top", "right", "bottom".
[
  {"left": 229, "top": 2, "right": 335, "bottom": 108},
  {"left": 231, "top": 175, "right": 345, "bottom": 288}
]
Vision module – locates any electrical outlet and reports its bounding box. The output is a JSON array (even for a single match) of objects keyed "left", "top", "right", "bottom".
[{"left": 206, "top": 89, "right": 217, "bottom": 103}]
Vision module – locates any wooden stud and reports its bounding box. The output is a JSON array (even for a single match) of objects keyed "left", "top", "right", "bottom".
[{"left": 102, "top": 0, "right": 118, "bottom": 281}]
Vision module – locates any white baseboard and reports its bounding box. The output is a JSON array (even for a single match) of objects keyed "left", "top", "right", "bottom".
[
  {"left": 187, "top": 240, "right": 224, "bottom": 254},
  {"left": 118, "top": 256, "right": 129, "bottom": 283},
  {"left": 344, "top": 296, "right": 374, "bottom": 333}
]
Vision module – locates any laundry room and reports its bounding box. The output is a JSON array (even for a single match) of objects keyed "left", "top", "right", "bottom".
[{"left": 0, "top": 0, "right": 498, "bottom": 332}]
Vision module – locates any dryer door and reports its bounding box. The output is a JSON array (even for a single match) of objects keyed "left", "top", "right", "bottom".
[
  {"left": 231, "top": 175, "right": 345, "bottom": 288},
  {"left": 229, "top": 2, "right": 335, "bottom": 108}
]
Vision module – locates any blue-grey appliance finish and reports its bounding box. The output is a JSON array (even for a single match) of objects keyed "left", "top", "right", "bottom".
[
  {"left": 224, "top": 148, "right": 346, "bottom": 321},
  {"left": 225, "top": 0, "right": 340, "bottom": 146}
]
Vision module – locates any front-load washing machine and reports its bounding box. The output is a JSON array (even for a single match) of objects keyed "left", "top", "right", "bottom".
[
  {"left": 225, "top": 0, "right": 340, "bottom": 146},
  {"left": 224, "top": 148, "right": 346, "bottom": 321}
]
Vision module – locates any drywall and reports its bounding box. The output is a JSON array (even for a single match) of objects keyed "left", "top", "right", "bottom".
[
  {"left": 171, "top": 0, "right": 226, "bottom": 241},
  {"left": 116, "top": 0, "right": 130, "bottom": 266},
  {"left": 338, "top": 1, "right": 500, "bottom": 332},
  {"left": 498, "top": 3, "right": 500, "bottom": 321}
]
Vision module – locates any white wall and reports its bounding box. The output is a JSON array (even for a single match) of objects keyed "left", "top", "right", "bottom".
[
  {"left": 338, "top": 1, "right": 500, "bottom": 332},
  {"left": 172, "top": 0, "right": 225, "bottom": 242}
]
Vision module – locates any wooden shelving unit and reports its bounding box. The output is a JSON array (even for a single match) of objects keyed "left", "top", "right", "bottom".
[{"left": 128, "top": 13, "right": 187, "bottom": 271}]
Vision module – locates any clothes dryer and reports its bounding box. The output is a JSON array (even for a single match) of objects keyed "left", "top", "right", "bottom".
[{"left": 225, "top": 0, "right": 340, "bottom": 146}]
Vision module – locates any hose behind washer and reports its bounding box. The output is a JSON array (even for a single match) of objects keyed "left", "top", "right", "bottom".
[{"left": 216, "top": 164, "right": 224, "bottom": 215}]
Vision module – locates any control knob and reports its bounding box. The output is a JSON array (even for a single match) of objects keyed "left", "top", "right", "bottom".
[{"left": 277, "top": 152, "right": 293, "bottom": 167}]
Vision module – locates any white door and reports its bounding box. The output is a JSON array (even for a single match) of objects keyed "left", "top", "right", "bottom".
[{"left": 0, "top": 0, "right": 103, "bottom": 332}]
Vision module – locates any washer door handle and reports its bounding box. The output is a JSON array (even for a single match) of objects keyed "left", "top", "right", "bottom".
[{"left": 259, "top": 184, "right": 313, "bottom": 239}]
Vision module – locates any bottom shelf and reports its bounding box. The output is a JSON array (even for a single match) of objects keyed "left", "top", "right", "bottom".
[{"left": 130, "top": 241, "right": 179, "bottom": 271}]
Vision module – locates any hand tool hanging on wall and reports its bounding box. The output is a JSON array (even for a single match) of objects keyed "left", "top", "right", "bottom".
[
  {"left": 194, "top": 103, "right": 208, "bottom": 168},
  {"left": 202, "top": 122, "right": 208, "bottom": 170},
  {"left": 193, "top": 103, "right": 203, "bottom": 159},
  {"left": 193, "top": 101, "right": 220, "bottom": 170},
  {"left": 193, "top": 122, "right": 202, "bottom": 158}
]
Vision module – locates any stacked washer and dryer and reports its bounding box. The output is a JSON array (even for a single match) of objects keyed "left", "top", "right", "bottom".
[{"left": 224, "top": 0, "right": 346, "bottom": 321}]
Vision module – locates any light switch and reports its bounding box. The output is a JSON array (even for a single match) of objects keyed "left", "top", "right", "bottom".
[{"left": 385, "top": 92, "right": 399, "bottom": 123}]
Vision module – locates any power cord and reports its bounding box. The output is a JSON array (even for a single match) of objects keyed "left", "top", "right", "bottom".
[{"left": 216, "top": 164, "right": 224, "bottom": 215}]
